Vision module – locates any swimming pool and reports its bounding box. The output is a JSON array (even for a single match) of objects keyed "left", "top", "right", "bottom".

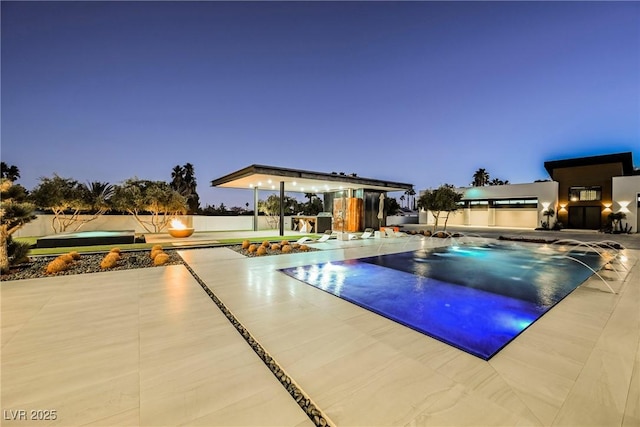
[{"left": 280, "top": 243, "right": 608, "bottom": 359}]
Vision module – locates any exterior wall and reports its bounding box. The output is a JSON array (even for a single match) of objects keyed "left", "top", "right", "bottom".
[
  {"left": 551, "top": 163, "right": 624, "bottom": 229},
  {"left": 419, "top": 181, "right": 558, "bottom": 229},
  {"left": 14, "top": 215, "right": 279, "bottom": 237},
  {"left": 385, "top": 214, "right": 419, "bottom": 226},
  {"left": 612, "top": 176, "right": 640, "bottom": 233},
  {"left": 494, "top": 209, "right": 539, "bottom": 228}
]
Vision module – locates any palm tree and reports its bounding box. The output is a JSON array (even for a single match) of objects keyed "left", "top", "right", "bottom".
[
  {"left": 86, "top": 181, "right": 114, "bottom": 213},
  {"left": 542, "top": 207, "right": 555, "bottom": 229},
  {"left": 170, "top": 163, "right": 200, "bottom": 214},
  {"left": 472, "top": 168, "right": 490, "bottom": 187},
  {"left": 171, "top": 165, "right": 185, "bottom": 192},
  {"left": 404, "top": 188, "right": 416, "bottom": 210}
]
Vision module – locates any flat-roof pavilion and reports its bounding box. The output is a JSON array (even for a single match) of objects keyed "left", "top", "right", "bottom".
[{"left": 211, "top": 164, "right": 414, "bottom": 235}]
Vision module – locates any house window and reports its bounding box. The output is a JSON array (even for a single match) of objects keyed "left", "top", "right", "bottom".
[
  {"left": 569, "top": 186, "right": 601, "bottom": 202},
  {"left": 493, "top": 198, "right": 538, "bottom": 208},
  {"left": 468, "top": 200, "right": 489, "bottom": 209}
]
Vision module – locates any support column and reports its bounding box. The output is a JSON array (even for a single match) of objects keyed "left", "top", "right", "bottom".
[
  {"left": 253, "top": 187, "right": 259, "bottom": 231},
  {"left": 279, "top": 181, "right": 285, "bottom": 236}
]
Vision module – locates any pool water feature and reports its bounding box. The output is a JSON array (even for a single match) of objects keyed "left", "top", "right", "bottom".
[
  {"left": 36, "top": 230, "right": 137, "bottom": 248},
  {"left": 280, "top": 243, "right": 609, "bottom": 360}
]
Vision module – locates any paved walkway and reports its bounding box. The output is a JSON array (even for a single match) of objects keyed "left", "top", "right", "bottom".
[{"left": 2, "top": 229, "right": 639, "bottom": 426}]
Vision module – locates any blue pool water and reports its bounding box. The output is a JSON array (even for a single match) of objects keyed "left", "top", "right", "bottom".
[{"left": 280, "top": 243, "right": 607, "bottom": 359}]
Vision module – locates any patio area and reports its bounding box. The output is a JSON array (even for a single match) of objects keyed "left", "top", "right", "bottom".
[{"left": 2, "top": 228, "right": 639, "bottom": 426}]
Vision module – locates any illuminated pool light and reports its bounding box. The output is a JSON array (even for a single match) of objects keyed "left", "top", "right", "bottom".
[{"left": 280, "top": 244, "right": 605, "bottom": 360}]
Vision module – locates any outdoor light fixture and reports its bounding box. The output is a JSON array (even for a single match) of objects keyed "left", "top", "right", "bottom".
[
  {"left": 541, "top": 202, "right": 551, "bottom": 210},
  {"left": 618, "top": 201, "right": 631, "bottom": 213}
]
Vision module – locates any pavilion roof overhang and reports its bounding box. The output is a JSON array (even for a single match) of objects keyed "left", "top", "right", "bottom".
[{"left": 211, "top": 164, "right": 413, "bottom": 193}]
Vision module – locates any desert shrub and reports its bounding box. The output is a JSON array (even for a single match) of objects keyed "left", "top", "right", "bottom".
[
  {"left": 256, "top": 246, "right": 267, "bottom": 256},
  {"left": 282, "top": 245, "right": 292, "bottom": 253},
  {"left": 69, "top": 251, "right": 81, "bottom": 260},
  {"left": 46, "top": 259, "right": 68, "bottom": 274},
  {"left": 280, "top": 240, "right": 289, "bottom": 246},
  {"left": 7, "top": 237, "right": 32, "bottom": 266},
  {"left": 270, "top": 243, "right": 281, "bottom": 251},
  {"left": 261, "top": 240, "right": 270, "bottom": 247},
  {"left": 57, "top": 254, "right": 75, "bottom": 264},
  {"left": 291, "top": 243, "right": 300, "bottom": 249},
  {"left": 299, "top": 244, "right": 309, "bottom": 252},
  {"left": 151, "top": 244, "right": 163, "bottom": 252},
  {"left": 150, "top": 249, "right": 164, "bottom": 260},
  {"left": 110, "top": 247, "right": 121, "bottom": 254},
  {"left": 248, "top": 244, "right": 258, "bottom": 253},
  {"left": 242, "top": 240, "right": 251, "bottom": 249},
  {"left": 100, "top": 252, "right": 119, "bottom": 269},
  {"left": 153, "top": 252, "right": 170, "bottom": 266}
]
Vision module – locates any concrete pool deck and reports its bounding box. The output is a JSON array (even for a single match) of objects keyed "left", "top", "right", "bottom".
[{"left": 2, "top": 228, "right": 639, "bottom": 426}]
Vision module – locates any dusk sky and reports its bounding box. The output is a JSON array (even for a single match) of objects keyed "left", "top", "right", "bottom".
[{"left": 2, "top": 1, "right": 639, "bottom": 208}]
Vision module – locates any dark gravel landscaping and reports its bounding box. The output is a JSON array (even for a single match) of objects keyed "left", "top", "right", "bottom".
[{"left": 1, "top": 250, "right": 184, "bottom": 282}]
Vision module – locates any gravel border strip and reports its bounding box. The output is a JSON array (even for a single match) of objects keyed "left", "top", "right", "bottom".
[{"left": 181, "top": 260, "right": 333, "bottom": 427}]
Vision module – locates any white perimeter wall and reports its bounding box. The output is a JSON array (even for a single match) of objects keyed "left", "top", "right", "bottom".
[
  {"left": 13, "top": 215, "right": 281, "bottom": 238},
  {"left": 613, "top": 176, "right": 640, "bottom": 233}
]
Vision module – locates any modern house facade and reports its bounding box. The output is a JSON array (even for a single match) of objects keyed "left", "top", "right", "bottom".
[{"left": 420, "top": 152, "right": 639, "bottom": 233}]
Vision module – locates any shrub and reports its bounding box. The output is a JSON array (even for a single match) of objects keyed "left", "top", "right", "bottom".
[
  {"left": 270, "top": 243, "right": 281, "bottom": 251},
  {"left": 110, "top": 247, "right": 121, "bottom": 254},
  {"left": 248, "top": 244, "right": 257, "bottom": 253},
  {"left": 153, "top": 252, "right": 170, "bottom": 266},
  {"left": 261, "top": 240, "right": 270, "bottom": 247},
  {"left": 299, "top": 244, "right": 309, "bottom": 252},
  {"left": 7, "top": 237, "right": 31, "bottom": 266},
  {"left": 100, "top": 252, "right": 119, "bottom": 269},
  {"left": 242, "top": 240, "right": 251, "bottom": 249},
  {"left": 150, "top": 249, "right": 164, "bottom": 260},
  {"left": 69, "top": 251, "right": 81, "bottom": 260},
  {"left": 46, "top": 259, "right": 68, "bottom": 274},
  {"left": 280, "top": 240, "right": 289, "bottom": 246},
  {"left": 282, "top": 245, "right": 292, "bottom": 253},
  {"left": 291, "top": 243, "right": 300, "bottom": 249},
  {"left": 256, "top": 246, "right": 267, "bottom": 256},
  {"left": 151, "top": 244, "right": 163, "bottom": 252},
  {"left": 57, "top": 254, "right": 75, "bottom": 264}
]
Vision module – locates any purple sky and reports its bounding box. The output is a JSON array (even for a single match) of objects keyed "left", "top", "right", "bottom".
[{"left": 2, "top": 1, "right": 639, "bottom": 208}]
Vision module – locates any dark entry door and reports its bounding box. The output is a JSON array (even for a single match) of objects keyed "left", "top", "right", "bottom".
[{"left": 568, "top": 206, "right": 601, "bottom": 229}]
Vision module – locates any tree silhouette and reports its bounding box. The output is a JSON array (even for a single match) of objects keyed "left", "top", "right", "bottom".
[
  {"left": 170, "top": 163, "right": 200, "bottom": 214},
  {"left": 0, "top": 162, "right": 20, "bottom": 182},
  {"left": 472, "top": 168, "right": 490, "bottom": 187}
]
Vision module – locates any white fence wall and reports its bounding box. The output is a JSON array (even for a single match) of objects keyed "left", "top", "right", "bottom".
[
  {"left": 385, "top": 215, "right": 419, "bottom": 226},
  {"left": 13, "top": 214, "right": 286, "bottom": 238}
]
